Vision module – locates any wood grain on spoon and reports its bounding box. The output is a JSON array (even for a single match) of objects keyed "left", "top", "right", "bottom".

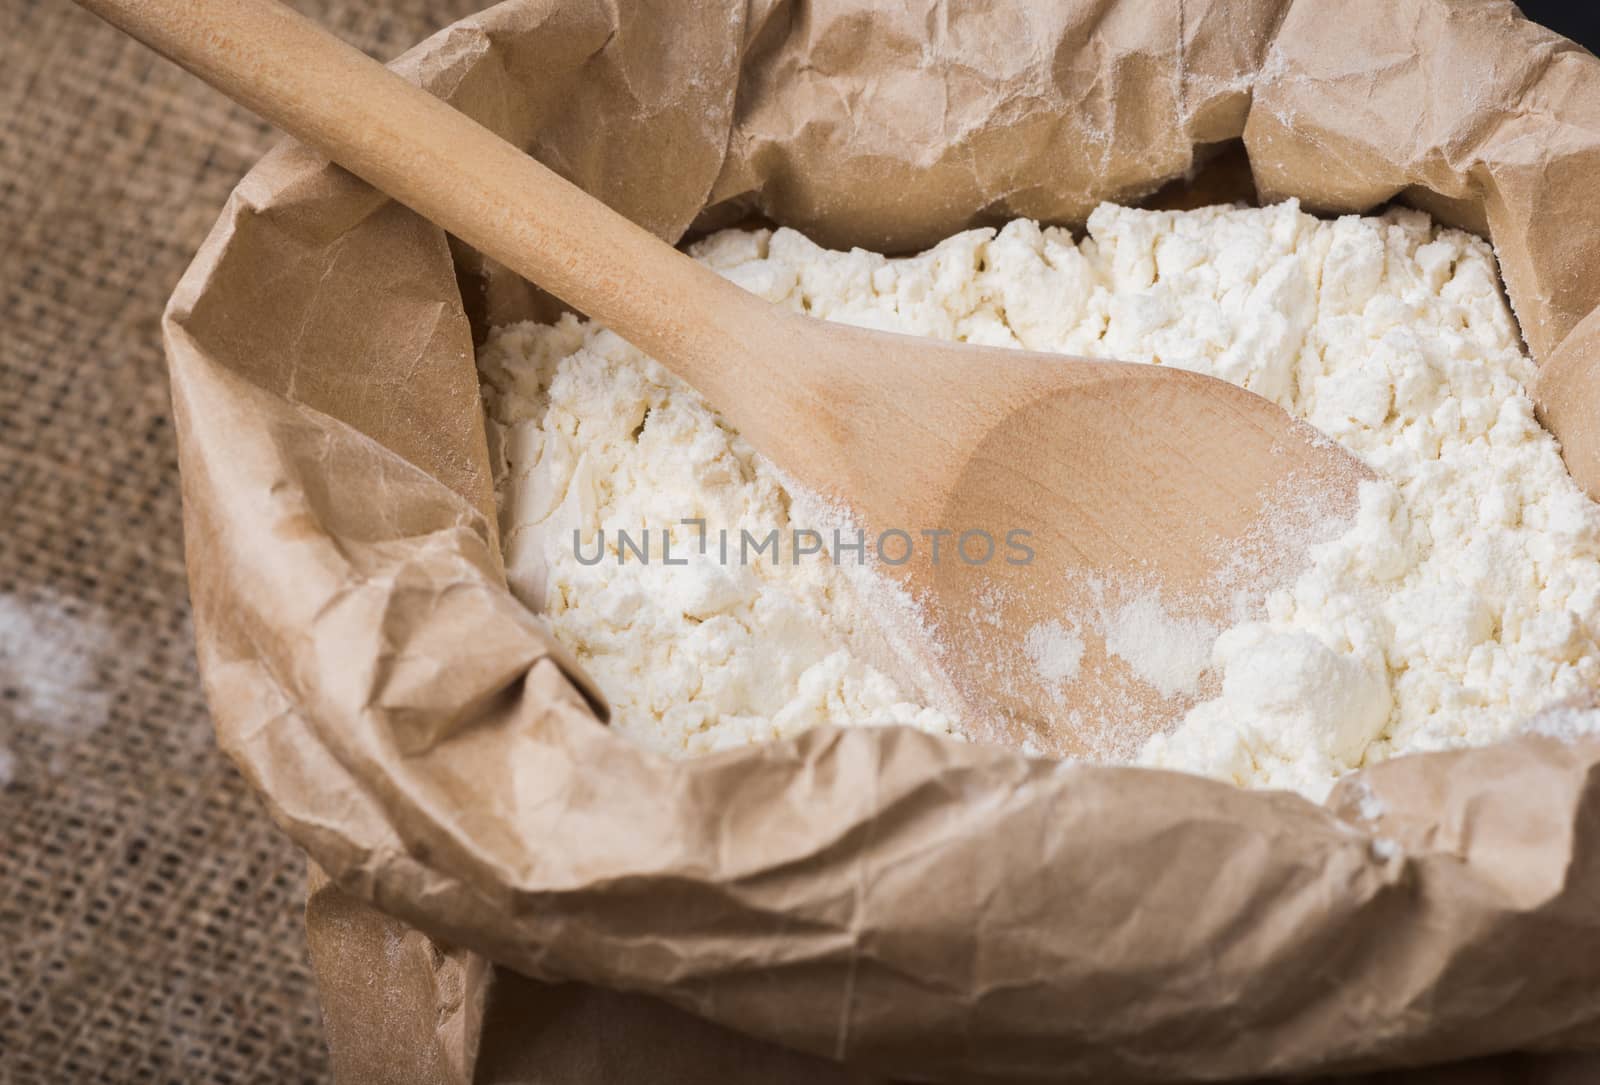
[{"left": 79, "top": 0, "right": 1370, "bottom": 757}]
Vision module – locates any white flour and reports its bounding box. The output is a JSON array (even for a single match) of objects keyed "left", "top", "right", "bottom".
[
  {"left": 480, "top": 315, "right": 957, "bottom": 756},
  {"left": 1101, "top": 592, "right": 1218, "bottom": 701},
  {"left": 0, "top": 589, "right": 119, "bottom": 785},
  {"left": 480, "top": 200, "right": 1600, "bottom": 797},
  {"left": 1024, "top": 621, "right": 1084, "bottom": 689}
]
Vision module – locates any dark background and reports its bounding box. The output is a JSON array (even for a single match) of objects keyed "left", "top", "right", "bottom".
[{"left": 1521, "top": 0, "right": 1600, "bottom": 51}]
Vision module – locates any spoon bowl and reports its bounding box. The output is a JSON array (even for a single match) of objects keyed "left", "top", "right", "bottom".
[{"left": 749, "top": 324, "right": 1367, "bottom": 756}]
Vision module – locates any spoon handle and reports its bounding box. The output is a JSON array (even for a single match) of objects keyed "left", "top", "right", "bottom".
[{"left": 75, "top": 0, "right": 763, "bottom": 380}]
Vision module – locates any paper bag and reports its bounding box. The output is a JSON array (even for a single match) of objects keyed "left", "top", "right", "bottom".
[{"left": 166, "top": 0, "right": 1600, "bottom": 1078}]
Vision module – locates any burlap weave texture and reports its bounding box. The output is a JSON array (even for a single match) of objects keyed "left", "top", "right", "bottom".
[{"left": 0, "top": 3, "right": 479, "bottom": 1080}]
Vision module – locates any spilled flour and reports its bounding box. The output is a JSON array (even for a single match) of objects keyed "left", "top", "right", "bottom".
[
  {"left": 1101, "top": 592, "right": 1218, "bottom": 701},
  {"left": 1024, "top": 621, "right": 1085, "bottom": 689},
  {"left": 480, "top": 200, "right": 1600, "bottom": 798},
  {"left": 0, "top": 588, "right": 119, "bottom": 785}
]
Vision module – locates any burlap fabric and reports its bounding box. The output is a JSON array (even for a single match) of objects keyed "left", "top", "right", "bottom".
[{"left": 0, "top": 2, "right": 479, "bottom": 1080}]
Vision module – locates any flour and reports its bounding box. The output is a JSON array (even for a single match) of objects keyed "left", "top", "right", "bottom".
[
  {"left": 1523, "top": 704, "right": 1600, "bottom": 741},
  {"left": 0, "top": 589, "right": 119, "bottom": 784},
  {"left": 1101, "top": 591, "right": 1218, "bottom": 700},
  {"left": 1024, "top": 621, "right": 1084, "bottom": 690},
  {"left": 479, "top": 319, "right": 958, "bottom": 756},
  {"left": 480, "top": 199, "right": 1600, "bottom": 799},
  {"left": 0, "top": 590, "right": 116, "bottom": 728}
]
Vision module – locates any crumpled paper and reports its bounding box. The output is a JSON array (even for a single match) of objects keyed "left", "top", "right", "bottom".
[{"left": 165, "top": 0, "right": 1600, "bottom": 1079}]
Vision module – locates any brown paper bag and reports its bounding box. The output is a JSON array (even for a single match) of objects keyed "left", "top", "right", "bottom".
[
  {"left": 305, "top": 867, "right": 886, "bottom": 1083},
  {"left": 165, "top": 0, "right": 1600, "bottom": 1079},
  {"left": 304, "top": 871, "right": 1600, "bottom": 1084}
]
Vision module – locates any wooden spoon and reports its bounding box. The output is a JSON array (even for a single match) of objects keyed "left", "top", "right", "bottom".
[{"left": 80, "top": 0, "right": 1368, "bottom": 757}]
